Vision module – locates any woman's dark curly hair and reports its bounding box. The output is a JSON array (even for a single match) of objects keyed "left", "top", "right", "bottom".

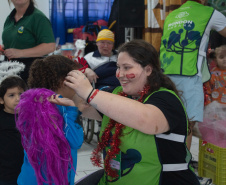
[
  {"left": 28, "top": 55, "right": 79, "bottom": 91},
  {"left": 0, "top": 76, "right": 27, "bottom": 111}
]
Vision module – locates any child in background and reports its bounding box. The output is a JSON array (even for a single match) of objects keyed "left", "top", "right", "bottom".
[
  {"left": 0, "top": 76, "right": 27, "bottom": 185},
  {"left": 16, "top": 55, "right": 84, "bottom": 185},
  {"left": 204, "top": 45, "right": 226, "bottom": 105},
  {"left": 199, "top": 45, "right": 226, "bottom": 148}
]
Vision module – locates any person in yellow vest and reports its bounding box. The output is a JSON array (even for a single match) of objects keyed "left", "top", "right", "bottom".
[
  {"left": 160, "top": 0, "right": 226, "bottom": 151},
  {"left": 50, "top": 40, "right": 200, "bottom": 185}
]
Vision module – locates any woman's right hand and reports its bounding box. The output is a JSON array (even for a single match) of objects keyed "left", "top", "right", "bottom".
[
  {"left": 65, "top": 70, "right": 94, "bottom": 100},
  {"left": 84, "top": 68, "right": 99, "bottom": 83}
]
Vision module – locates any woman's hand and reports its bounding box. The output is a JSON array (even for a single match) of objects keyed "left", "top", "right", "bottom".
[
  {"left": 65, "top": 70, "right": 94, "bottom": 100},
  {"left": 4, "top": 48, "right": 23, "bottom": 59},
  {"left": 84, "top": 68, "right": 99, "bottom": 83},
  {"left": 48, "top": 94, "right": 75, "bottom": 107}
]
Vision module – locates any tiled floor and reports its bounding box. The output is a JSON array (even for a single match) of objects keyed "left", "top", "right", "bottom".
[{"left": 75, "top": 135, "right": 200, "bottom": 183}]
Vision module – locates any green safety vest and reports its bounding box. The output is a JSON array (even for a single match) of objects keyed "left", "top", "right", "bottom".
[
  {"left": 98, "top": 86, "right": 190, "bottom": 185},
  {"left": 160, "top": 1, "right": 214, "bottom": 76}
]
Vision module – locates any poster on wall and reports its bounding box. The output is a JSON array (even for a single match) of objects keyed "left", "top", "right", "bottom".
[{"left": 207, "top": 0, "right": 226, "bottom": 16}]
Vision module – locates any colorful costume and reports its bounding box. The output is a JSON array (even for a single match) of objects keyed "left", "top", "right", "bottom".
[
  {"left": 98, "top": 87, "right": 199, "bottom": 185},
  {"left": 204, "top": 67, "right": 226, "bottom": 105},
  {"left": 0, "top": 110, "right": 24, "bottom": 184},
  {"left": 16, "top": 89, "right": 83, "bottom": 185}
]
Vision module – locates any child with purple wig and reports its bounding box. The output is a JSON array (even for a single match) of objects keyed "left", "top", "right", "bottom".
[{"left": 16, "top": 55, "right": 84, "bottom": 185}]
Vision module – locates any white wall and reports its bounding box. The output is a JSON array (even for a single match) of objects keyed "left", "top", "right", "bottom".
[{"left": 0, "top": 0, "right": 49, "bottom": 45}]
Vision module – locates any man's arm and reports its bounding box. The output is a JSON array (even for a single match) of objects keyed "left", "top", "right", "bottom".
[{"left": 218, "top": 27, "right": 226, "bottom": 37}]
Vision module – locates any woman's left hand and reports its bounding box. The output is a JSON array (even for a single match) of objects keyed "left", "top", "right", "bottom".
[{"left": 65, "top": 70, "right": 93, "bottom": 100}]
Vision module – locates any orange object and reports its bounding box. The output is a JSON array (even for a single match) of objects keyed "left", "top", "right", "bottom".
[{"left": 0, "top": 45, "right": 4, "bottom": 52}]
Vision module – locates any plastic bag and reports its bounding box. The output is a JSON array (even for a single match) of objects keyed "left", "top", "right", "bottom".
[{"left": 199, "top": 101, "right": 226, "bottom": 148}]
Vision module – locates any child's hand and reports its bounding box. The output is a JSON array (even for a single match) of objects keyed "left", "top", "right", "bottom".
[
  {"left": 73, "top": 93, "right": 90, "bottom": 112},
  {"left": 48, "top": 94, "right": 75, "bottom": 107}
]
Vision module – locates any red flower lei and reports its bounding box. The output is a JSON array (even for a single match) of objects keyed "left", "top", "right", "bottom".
[{"left": 90, "top": 85, "right": 150, "bottom": 178}]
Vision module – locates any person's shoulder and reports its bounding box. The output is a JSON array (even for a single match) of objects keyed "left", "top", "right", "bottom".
[
  {"left": 0, "top": 110, "right": 8, "bottom": 116},
  {"left": 145, "top": 90, "right": 186, "bottom": 125},
  {"left": 84, "top": 51, "right": 95, "bottom": 60},
  {"left": 211, "top": 66, "right": 226, "bottom": 73},
  {"left": 32, "top": 8, "right": 48, "bottom": 18},
  {"left": 179, "top": 1, "right": 213, "bottom": 11},
  {"left": 211, "top": 9, "right": 226, "bottom": 19},
  {"left": 84, "top": 51, "right": 95, "bottom": 57},
  {"left": 146, "top": 89, "right": 180, "bottom": 104}
]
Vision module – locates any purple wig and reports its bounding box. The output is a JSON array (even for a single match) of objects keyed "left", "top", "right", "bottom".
[{"left": 16, "top": 88, "right": 73, "bottom": 185}]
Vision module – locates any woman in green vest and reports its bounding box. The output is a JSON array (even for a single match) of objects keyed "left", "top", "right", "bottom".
[{"left": 51, "top": 40, "right": 200, "bottom": 185}]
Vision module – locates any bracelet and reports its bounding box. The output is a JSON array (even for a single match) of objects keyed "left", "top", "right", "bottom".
[
  {"left": 86, "top": 88, "right": 94, "bottom": 103},
  {"left": 87, "top": 89, "right": 99, "bottom": 104}
]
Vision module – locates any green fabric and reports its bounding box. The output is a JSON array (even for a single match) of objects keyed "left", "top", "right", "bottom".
[
  {"left": 98, "top": 86, "right": 190, "bottom": 185},
  {"left": 2, "top": 8, "right": 55, "bottom": 50},
  {"left": 160, "top": 1, "right": 214, "bottom": 76}
]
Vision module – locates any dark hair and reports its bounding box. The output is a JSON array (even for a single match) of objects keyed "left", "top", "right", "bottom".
[
  {"left": 118, "top": 39, "right": 180, "bottom": 97},
  {"left": 28, "top": 55, "right": 79, "bottom": 91},
  {"left": 0, "top": 76, "right": 27, "bottom": 110}
]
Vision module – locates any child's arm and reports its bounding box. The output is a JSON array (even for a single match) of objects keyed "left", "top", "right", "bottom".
[
  {"left": 57, "top": 105, "right": 84, "bottom": 149},
  {"left": 49, "top": 94, "right": 90, "bottom": 112},
  {"left": 49, "top": 94, "right": 102, "bottom": 121}
]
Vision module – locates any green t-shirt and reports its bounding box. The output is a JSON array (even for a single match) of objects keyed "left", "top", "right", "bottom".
[{"left": 2, "top": 7, "right": 55, "bottom": 50}]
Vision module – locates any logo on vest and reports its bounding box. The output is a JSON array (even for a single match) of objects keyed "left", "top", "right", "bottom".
[
  {"left": 175, "top": 12, "right": 189, "bottom": 19},
  {"left": 162, "top": 21, "right": 202, "bottom": 73},
  {"left": 18, "top": 26, "right": 24, "bottom": 34}
]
